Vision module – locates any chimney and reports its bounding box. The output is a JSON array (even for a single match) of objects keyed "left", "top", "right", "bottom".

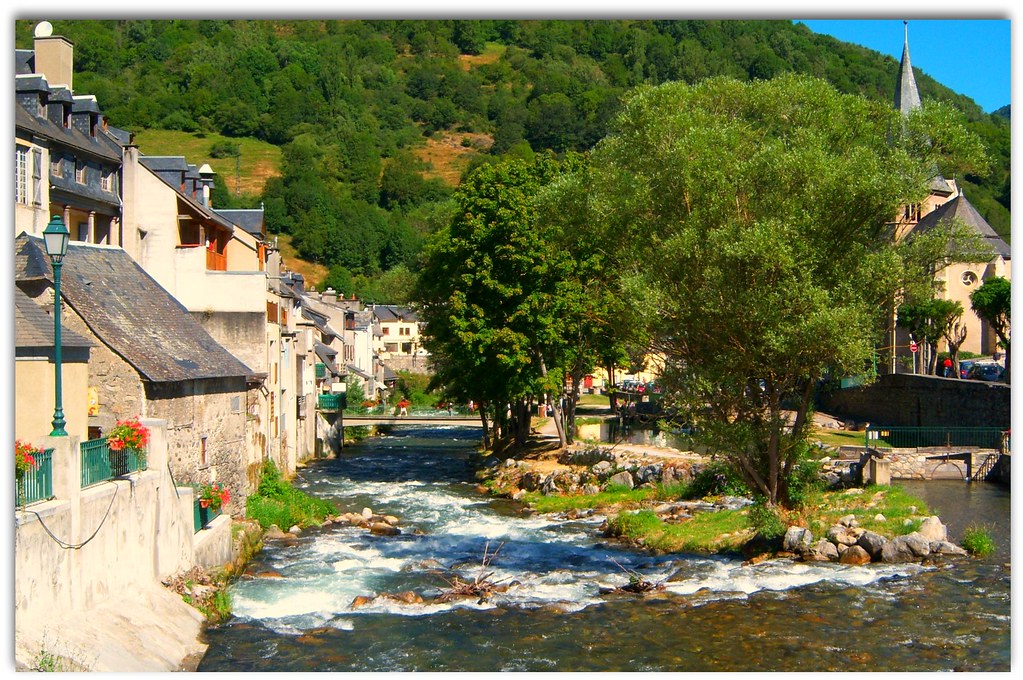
[
  {"left": 322, "top": 288, "right": 337, "bottom": 304},
  {"left": 33, "top": 22, "right": 74, "bottom": 90},
  {"left": 198, "top": 164, "right": 214, "bottom": 207}
]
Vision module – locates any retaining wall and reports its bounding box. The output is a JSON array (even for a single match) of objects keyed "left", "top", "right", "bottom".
[{"left": 821, "top": 373, "right": 1009, "bottom": 429}]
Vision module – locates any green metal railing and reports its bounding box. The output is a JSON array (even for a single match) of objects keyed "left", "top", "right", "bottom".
[
  {"left": 81, "top": 439, "right": 146, "bottom": 488},
  {"left": 193, "top": 497, "right": 222, "bottom": 532},
  {"left": 315, "top": 362, "right": 327, "bottom": 379},
  {"left": 865, "top": 426, "right": 1006, "bottom": 450},
  {"left": 318, "top": 393, "right": 341, "bottom": 411},
  {"left": 16, "top": 448, "right": 54, "bottom": 506}
]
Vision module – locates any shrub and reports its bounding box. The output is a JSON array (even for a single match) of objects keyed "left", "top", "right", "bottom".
[
  {"left": 961, "top": 524, "right": 996, "bottom": 557},
  {"left": 209, "top": 140, "right": 241, "bottom": 158},
  {"left": 783, "top": 453, "right": 825, "bottom": 509},
  {"left": 686, "top": 461, "right": 749, "bottom": 499},
  {"left": 246, "top": 459, "right": 335, "bottom": 530},
  {"left": 747, "top": 498, "right": 786, "bottom": 539}
]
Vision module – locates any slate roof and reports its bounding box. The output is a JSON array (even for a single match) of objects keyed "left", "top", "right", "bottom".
[
  {"left": 138, "top": 156, "right": 236, "bottom": 233},
  {"left": 216, "top": 209, "right": 266, "bottom": 239},
  {"left": 15, "top": 77, "right": 122, "bottom": 164},
  {"left": 314, "top": 342, "right": 340, "bottom": 376},
  {"left": 894, "top": 24, "right": 922, "bottom": 115},
  {"left": 15, "top": 285, "right": 92, "bottom": 350},
  {"left": 15, "top": 233, "right": 253, "bottom": 383},
  {"left": 371, "top": 304, "right": 418, "bottom": 323},
  {"left": 911, "top": 194, "right": 1011, "bottom": 259}
]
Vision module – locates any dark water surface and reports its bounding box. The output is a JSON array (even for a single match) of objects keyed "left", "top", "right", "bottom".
[{"left": 199, "top": 427, "right": 1011, "bottom": 672}]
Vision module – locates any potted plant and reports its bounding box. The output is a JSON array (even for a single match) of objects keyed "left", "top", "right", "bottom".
[
  {"left": 106, "top": 418, "right": 150, "bottom": 476},
  {"left": 15, "top": 440, "right": 41, "bottom": 506},
  {"left": 197, "top": 482, "right": 230, "bottom": 527}
]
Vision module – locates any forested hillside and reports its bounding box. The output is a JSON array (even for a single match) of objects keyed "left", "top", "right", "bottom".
[{"left": 16, "top": 19, "right": 1010, "bottom": 297}]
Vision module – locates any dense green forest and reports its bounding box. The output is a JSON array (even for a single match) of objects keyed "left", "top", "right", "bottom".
[{"left": 16, "top": 19, "right": 1010, "bottom": 299}]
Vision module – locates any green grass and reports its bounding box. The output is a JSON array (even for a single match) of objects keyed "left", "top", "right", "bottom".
[
  {"left": 522, "top": 484, "right": 653, "bottom": 513},
  {"left": 960, "top": 524, "right": 996, "bottom": 557},
  {"left": 810, "top": 428, "right": 867, "bottom": 448},
  {"left": 607, "top": 508, "right": 751, "bottom": 553},
  {"left": 131, "top": 128, "right": 281, "bottom": 198}
]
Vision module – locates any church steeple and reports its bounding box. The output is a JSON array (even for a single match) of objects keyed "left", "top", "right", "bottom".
[{"left": 894, "top": 20, "right": 922, "bottom": 114}]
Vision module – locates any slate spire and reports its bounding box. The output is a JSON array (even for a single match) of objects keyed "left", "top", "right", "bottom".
[{"left": 894, "top": 20, "right": 922, "bottom": 114}]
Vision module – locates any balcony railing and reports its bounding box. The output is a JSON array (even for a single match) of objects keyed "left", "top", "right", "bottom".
[
  {"left": 206, "top": 248, "right": 226, "bottom": 271},
  {"left": 81, "top": 439, "right": 146, "bottom": 488},
  {"left": 315, "top": 362, "right": 327, "bottom": 379},
  {"left": 16, "top": 448, "right": 53, "bottom": 507},
  {"left": 193, "top": 497, "right": 222, "bottom": 532},
  {"left": 317, "top": 393, "right": 342, "bottom": 411}
]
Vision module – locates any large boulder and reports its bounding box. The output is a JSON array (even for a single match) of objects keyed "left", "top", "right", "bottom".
[
  {"left": 783, "top": 526, "right": 813, "bottom": 553},
  {"left": 592, "top": 460, "right": 614, "bottom": 477},
  {"left": 930, "top": 540, "right": 968, "bottom": 556},
  {"left": 880, "top": 532, "right": 931, "bottom": 563},
  {"left": 807, "top": 539, "right": 839, "bottom": 562},
  {"left": 608, "top": 471, "right": 635, "bottom": 489},
  {"left": 838, "top": 545, "right": 872, "bottom": 565},
  {"left": 856, "top": 531, "right": 888, "bottom": 560},
  {"left": 827, "top": 524, "right": 864, "bottom": 546},
  {"left": 917, "top": 516, "right": 948, "bottom": 542}
]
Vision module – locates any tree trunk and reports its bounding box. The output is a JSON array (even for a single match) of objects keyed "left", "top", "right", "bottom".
[{"left": 537, "top": 352, "right": 567, "bottom": 448}]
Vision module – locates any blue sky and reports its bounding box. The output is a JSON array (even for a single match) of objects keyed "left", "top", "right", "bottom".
[{"left": 795, "top": 19, "right": 1010, "bottom": 113}]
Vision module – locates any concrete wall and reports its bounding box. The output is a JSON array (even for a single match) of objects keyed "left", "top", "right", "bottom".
[
  {"left": 14, "top": 419, "right": 229, "bottom": 670},
  {"left": 14, "top": 419, "right": 224, "bottom": 620},
  {"left": 821, "top": 373, "right": 1010, "bottom": 429}
]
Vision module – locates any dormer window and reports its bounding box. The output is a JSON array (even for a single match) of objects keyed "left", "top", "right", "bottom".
[
  {"left": 101, "top": 168, "right": 112, "bottom": 191},
  {"left": 50, "top": 152, "right": 62, "bottom": 176},
  {"left": 63, "top": 104, "right": 71, "bottom": 129},
  {"left": 75, "top": 159, "right": 86, "bottom": 183}
]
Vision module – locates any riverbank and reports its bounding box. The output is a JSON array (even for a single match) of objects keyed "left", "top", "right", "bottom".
[{"left": 474, "top": 416, "right": 973, "bottom": 565}]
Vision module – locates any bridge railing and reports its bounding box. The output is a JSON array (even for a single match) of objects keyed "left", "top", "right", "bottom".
[{"left": 865, "top": 426, "right": 1006, "bottom": 450}]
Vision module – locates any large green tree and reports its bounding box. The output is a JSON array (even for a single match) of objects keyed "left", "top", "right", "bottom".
[
  {"left": 970, "top": 276, "right": 1011, "bottom": 382},
  {"left": 416, "top": 154, "right": 593, "bottom": 449},
  {"left": 567, "top": 75, "right": 986, "bottom": 506}
]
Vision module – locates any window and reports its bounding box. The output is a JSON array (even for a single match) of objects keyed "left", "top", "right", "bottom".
[
  {"left": 75, "top": 159, "right": 86, "bottom": 183},
  {"left": 50, "top": 152, "right": 62, "bottom": 176},
  {"left": 15, "top": 146, "right": 29, "bottom": 204},
  {"left": 961, "top": 271, "right": 978, "bottom": 287},
  {"left": 101, "top": 168, "right": 112, "bottom": 192},
  {"left": 382, "top": 327, "right": 390, "bottom": 336}
]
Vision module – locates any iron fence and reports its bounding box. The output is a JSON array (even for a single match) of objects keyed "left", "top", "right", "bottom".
[
  {"left": 16, "top": 448, "right": 53, "bottom": 506},
  {"left": 865, "top": 426, "right": 1006, "bottom": 450}
]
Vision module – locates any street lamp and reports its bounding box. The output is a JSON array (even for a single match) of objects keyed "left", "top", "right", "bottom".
[{"left": 42, "top": 215, "right": 70, "bottom": 436}]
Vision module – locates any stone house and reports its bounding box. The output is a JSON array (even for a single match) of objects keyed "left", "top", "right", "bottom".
[
  {"left": 15, "top": 29, "right": 122, "bottom": 244},
  {"left": 15, "top": 233, "right": 254, "bottom": 511}
]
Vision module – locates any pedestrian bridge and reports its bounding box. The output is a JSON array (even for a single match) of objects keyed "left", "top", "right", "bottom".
[{"left": 337, "top": 414, "right": 481, "bottom": 427}]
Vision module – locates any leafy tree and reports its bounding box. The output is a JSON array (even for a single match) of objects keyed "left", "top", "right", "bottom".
[
  {"left": 898, "top": 299, "right": 965, "bottom": 374},
  {"left": 416, "top": 154, "right": 581, "bottom": 448},
  {"left": 970, "top": 276, "right": 1011, "bottom": 382},
  {"left": 568, "top": 75, "right": 986, "bottom": 506}
]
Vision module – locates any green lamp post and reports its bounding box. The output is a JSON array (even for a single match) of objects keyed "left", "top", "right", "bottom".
[{"left": 42, "top": 215, "right": 70, "bottom": 436}]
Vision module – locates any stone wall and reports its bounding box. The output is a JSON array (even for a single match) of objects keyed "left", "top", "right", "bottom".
[
  {"left": 146, "top": 378, "right": 250, "bottom": 512},
  {"left": 821, "top": 373, "right": 1009, "bottom": 429},
  {"left": 878, "top": 450, "right": 1001, "bottom": 481}
]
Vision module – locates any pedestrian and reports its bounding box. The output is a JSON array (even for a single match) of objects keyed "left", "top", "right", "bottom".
[
  {"left": 398, "top": 399, "right": 409, "bottom": 416},
  {"left": 943, "top": 357, "right": 953, "bottom": 377}
]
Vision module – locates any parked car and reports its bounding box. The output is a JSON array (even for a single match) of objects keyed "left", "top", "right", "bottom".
[
  {"left": 958, "top": 359, "right": 979, "bottom": 380},
  {"left": 967, "top": 363, "right": 1006, "bottom": 382}
]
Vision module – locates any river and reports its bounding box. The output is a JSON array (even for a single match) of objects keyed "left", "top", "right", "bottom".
[{"left": 198, "top": 425, "right": 1011, "bottom": 672}]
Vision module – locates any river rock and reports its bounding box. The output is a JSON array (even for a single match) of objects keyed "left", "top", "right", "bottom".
[
  {"left": 783, "top": 526, "right": 813, "bottom": 553},
  {"left": 592, "top": 460, "right": 613, "bottom": 477},
  {"left": 807, "top": 539, "right": 839, "bottom": 562},
  {"left": 361, "top": 507, "right": 374, "bottom": 519},
  {"left": 264, "top": 524, "right": 288, "bottom": 540},
  {"left": 369, "top": 522, "right": 401, "bottom": 536},
  {"left": 930, "top": 540, "right": 968, "bottom": 556},
  {"left": 350, "top": 595, "right": 374, "bottom": 609},
  {"left": 856, "top": 531, "right": 888, "bottom": 560},
  {"left": 635, "top": 464, "right": 662, "bottom": 485},
  {"left": 288, "top": 525, "right": 302, "bottom": 535},
  {"left": 838, "top": 545, "right": 872, "bottom": 565},
  {"left": 827, "top": 525, "right": 863, "bottom": 546},
  {"left": 838, "top": 514, "right": 859, "bottom": 528},
  {"left": 917, "top": 516, "right": 947, "bottom": 542},
  {"left": 384, "top": 591, "right": 424, "bottom": 605},
  {"left": 608, "top": 471, "right": 634, "bottom": 489},
  {"left": 880, "top": 532, "right": 931, "bottom": 563},
  {"left": 873, "top": 514, "right": 886, "bottom": 523},
  {"left": 520, "top": 471, "right": 542, "bottom": 491}
]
